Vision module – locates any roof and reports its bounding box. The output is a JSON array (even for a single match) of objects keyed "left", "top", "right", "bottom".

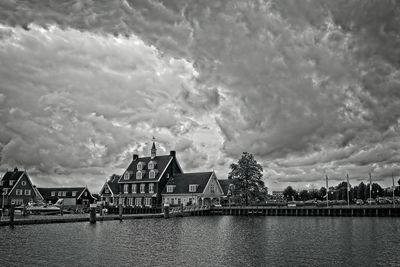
[
  {"left": 1, "top": 170, "right": 24, "bottom": 187},
  {"left": 37, "top": 187, "right": 86, "bottom": 199},
  {"left": 107, "top": 174, "right": 120, "bottom": 194},
  {"left": 119, "top": 155, "right": 173, "bottom": 182},
  {"left": 162, "top": 172, "right": 213, "bottom": 194},
  {"left": 218, "top": 179, "right": 234, "bottom": 195}
]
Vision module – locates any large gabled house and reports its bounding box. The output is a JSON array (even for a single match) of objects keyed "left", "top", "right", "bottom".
[
  {"left": 37, "top": 187, "right": 96, "bottom": 209},
  {"left": 0, "top": 168, "right": 42, "bottom": 207},
  {"left": 161, "top": 172, "right": 224, "bottom": 207},
  {"left": 109, "top": 141, "right": 183, "bottom": 207}
]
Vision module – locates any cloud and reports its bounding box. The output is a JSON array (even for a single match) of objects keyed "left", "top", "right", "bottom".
[{"left": 1, "top": 0, "right": 400, "bottom": 191}]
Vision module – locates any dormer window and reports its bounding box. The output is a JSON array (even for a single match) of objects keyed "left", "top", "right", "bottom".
[
  {"left": 9, "top": 180, "right": 15, "bottom": 186},
  {"left": 136, "top": 171, "right": 142, "bottom": 179},
  {"left": 137, "top": 162, "right": 143, "bottom": 171},
  {"left": 124, "top": 172, "right": 130, "bottom": 180},
  {"left": 189, "top": 184, "right": 198, "bottom": 193},
  {"left": 148, "top": 162, "right": 154, "bottom": 170},
  {"left": 166, "top": 185, "right": 175, "bottom": 193},
  {"left": 149, "top": 170, "right": 156, "bottom": 179}
]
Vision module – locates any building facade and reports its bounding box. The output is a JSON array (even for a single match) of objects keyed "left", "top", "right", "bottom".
[
  {"left": 162, "top": 172, "right": 224, "bottom": 207},
  {"left": 0, "top": 168, "right": 42, "bottom": 207},
  {"left": 37, "top": 187, "right": 96, "bottom": 209},
  {"left": 104, "top": 141, "right": 183, "bottom": 207}
]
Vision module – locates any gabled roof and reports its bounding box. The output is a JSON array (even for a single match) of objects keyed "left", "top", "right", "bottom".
[
  {"left": 1, "top": 170, "right": 24, "bottom": 188},
  {"left": 119, "top": 155, "right": 174, "bottom": 182},
  {"left": 162, "top": 172, "right": 213, "bottom": 195},
  {"left": 218, "top": 179, "right": 233, "bottom": 195},
  {"left": 100, "top": 174, "right": 120, "bottom": 195},
  {"left": 107, "top": 174, "right": 120, "bottom": 194},
  {"left": 37, "top": 187, "right": 86, "bottom": 199}
]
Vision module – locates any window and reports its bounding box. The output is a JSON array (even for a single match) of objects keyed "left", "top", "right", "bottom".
[
  {"left": 144, "top": 198, "right": 151, "bottom": 206},
  {"left": 137, "top": 163, "right": 143, "bottom": 171},
  {"left": 123, "top": 184, "right": 129, "bottom": 194},
  {"left": 58, "top": 191, "right": 66, "bottom": 197},
  {"left": 16, "top": 189, "right": 23, "bottom": 195},
  {"left": 72, "top": 191, "right": 77, "bottom": 197},
  {"left": 104, "top": 188, "right": 109, "bottom": 194},
  {"left": 21, "top": 181, "right": 27, "bottom": 186},
  {"left": 189, "top": 184, "right": 197, "bottom": 192},
  {"left": 140, "top": 184, "right": 145, "bottom": 194},
  {"left": 148, "top": 162, "right": 154, "bottom": 170},
  {"left": 24, "top": 189, "right": 31, "bottom": 196},
  {"left": 10, "top": 180, "right": 15, "bottom": 186},
  {"left": 132, "top": 184, "right": 137, "bottom": 194},
  {"left": 51, "top": 191, "right": 56, "bottom": 197},
  {"left": 149, "top": 170, "right": 155, "bottom": 179},
  {"left": 124, "top": 172, "right": 130, "bottom": 180},
  {"left": 127, "top": 198, "right": 134, "bottom": 206},
  {"left": 84, "top": 192, "right": 87, "bottom": 196},
  {"left": 3, "top": 188, "right": 8, "bottom": 194},
  {"left": 149, "top": 183, "right": 154, "bottom": 194},
  {"left": 166, "top": 185, "right": 175, "bottom": 193},
  {"left": 135, "top": 197, "right": 142, "bottom": 206},
  {"left": 136, "top": 171, "right": 142, "bottom": 179},
  {"left": 210, "top": 184, "right": 215, "bottom": 194}
]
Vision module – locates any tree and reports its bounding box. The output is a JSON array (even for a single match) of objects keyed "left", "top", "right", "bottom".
[
  {"left": 357, "top": 182, "right": 366, "bottom": 200},
  {"left": 228, "top": 152, "right": 265, "bottom": 205},
  {"left": 318, "top": 187, "right": 327, "bottom": 200},
  {"left": 398, "top": 178, "right": 400, "bottom": 186},
  {"left": 299, "top": 190, "right": 310, "bottom": 201},
  {"left": 283, "top": 186, "right": 296, "bottom": 201}
]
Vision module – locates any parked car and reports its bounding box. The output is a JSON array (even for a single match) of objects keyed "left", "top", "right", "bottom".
[
  {"left": 376, "top": 197, "right": 388, "bottom": 204},
  {"left": 366, "top": 198, "right": 376, "bottom": 205},
  {"left": 356, "top": 199, "right": 364, "bottom": 205}
]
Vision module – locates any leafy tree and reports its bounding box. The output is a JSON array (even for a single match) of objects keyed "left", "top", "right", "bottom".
[
  {"left": 299, "top": 190, "right": 310, "bottom": 201},
  {"left": 228, "top": 152, "right": 265, "bottom": 205},
  {"left": 283, "top": 186, "right": 296, "bottom": 201},
  {"left": 318, "top": 187, "right": 327, "bottom": 200},
  {"left": 357, "top": 182, "right": 366, "bottom": 200},
  {"left": 398, "top": 178, "right": 400, "bottom": 186}
]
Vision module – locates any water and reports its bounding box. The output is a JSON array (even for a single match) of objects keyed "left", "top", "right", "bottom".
[{"left": 0, "top": 216, "right": 399, "bottom": 266}]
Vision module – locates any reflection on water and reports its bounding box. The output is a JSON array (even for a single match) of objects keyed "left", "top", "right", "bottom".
[{"left": 0, "top": 217, "right": 399, "bottom": 266}]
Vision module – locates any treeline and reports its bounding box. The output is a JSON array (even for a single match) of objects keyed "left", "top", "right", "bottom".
[{"left": 282, "top": 179, "right": 400, "bottom": 202}]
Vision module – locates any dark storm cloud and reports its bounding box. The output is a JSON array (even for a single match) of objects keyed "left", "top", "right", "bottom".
[{"left": 1, "top": 0, "right": 399, "bottom": 190}]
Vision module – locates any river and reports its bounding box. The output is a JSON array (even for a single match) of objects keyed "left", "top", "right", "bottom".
[{"left": 0, "top": 216, "right": 399, "bottom": 266}]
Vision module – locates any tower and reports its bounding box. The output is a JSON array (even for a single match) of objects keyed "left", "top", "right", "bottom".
[{"left": 151, "top": 136, "right": 157, "bottom": 159}]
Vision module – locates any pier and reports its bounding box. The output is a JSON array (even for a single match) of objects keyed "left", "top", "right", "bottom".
[{"left": 207, "top": 205, "right": 400, "bottom": 217}]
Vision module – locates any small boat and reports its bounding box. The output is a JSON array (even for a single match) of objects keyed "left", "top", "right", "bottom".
[{"left": 27, "top": 199, "right": 63, "bottom": 215}]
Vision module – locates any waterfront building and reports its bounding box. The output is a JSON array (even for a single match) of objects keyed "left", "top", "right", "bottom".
[
  {"left": 99, "top": 174, "right": 120, "bottom": 206},
  {"left": 37, "top": 187, "right": 96, "bottom": 209},
  {"left": 0, "top": 168, "right": 42, "bottom": 207},
  {"left": 162, "top": 172, "right": 223, "bottom": 207},
  {"left": 108, "top": 140, "right": 183, "bottom": 207},
  {"left": 272, "top": 191, "right": 284, "bottom": 198}
]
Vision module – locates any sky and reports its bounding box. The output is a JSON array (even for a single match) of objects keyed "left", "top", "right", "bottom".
[{"left": 0, "top": 0, "right": 400, "bottom": 192}]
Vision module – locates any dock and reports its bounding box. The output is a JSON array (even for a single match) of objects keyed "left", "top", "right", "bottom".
[
  {"left": 0, "top": 213, "right": 164, "bottom": 226},
  {"left": 207, "top": 205, "right": 400, "bottom": 217}
]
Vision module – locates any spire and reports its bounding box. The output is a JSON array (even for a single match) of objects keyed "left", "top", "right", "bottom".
[{"left": 151, "top": 136, "right": 157, "bottom": 159}]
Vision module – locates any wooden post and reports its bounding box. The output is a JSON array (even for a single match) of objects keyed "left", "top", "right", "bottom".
[
  {"left": 164, "top": 204, "right": 170, "bottom": 219},
  {"left": 89, "top": 204, "right": 96, "bottom": 224},
  {"left": 119, "top": 204, "right": 123, "bottom": 221},
  {"left": 100, "top": 203, "right": 104, "bottom": 217},
  {"left": 9, "top": 204, "right": 15, "bottom": 227}
]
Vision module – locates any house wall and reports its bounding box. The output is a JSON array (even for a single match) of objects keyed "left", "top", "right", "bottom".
[
  {"left": 7, "top": 174, "right": 37, "bottom": 206},
  {"left": 203, "top": 174, "right": 223, "bottom": 197}
]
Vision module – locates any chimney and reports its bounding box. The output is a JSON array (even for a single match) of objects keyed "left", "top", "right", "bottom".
[
  {"left": 14, "top": 167, "right": 18, "bottom": 172},
  {"left": 170, "top": 151, "right": 176, "bottom": 157},
  {"left": 133, "top": 154, "right": 139, "bottom": 161}
]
